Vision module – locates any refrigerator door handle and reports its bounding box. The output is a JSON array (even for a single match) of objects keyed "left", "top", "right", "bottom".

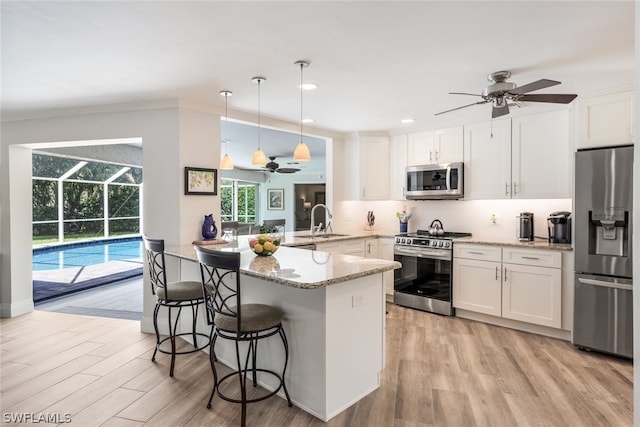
[{"left": 577, "top": 277, "right": 633, "bottom": 291}]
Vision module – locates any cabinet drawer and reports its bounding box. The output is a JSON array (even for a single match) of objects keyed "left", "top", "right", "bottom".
[
  {"left": 453, "top": 244, "right": 502, "bottom": 262},
  {"left": 342, "top": 239, "right": 365, "bottom": 256},
  {"left": 502, "top": 248, "right": 561, "bottom": 268}
]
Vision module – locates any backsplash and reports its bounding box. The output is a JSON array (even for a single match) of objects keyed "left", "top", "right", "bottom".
[{"left": 333, "top": 198, "right": 572, "bottom": 241}]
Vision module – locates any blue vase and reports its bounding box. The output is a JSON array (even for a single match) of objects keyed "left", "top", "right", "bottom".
[
  {"left": 399, "top": 221, "right": 408, "bottom": 233},
  {"left": 202, "top": 214, "right": 218, "bottom": 240}
]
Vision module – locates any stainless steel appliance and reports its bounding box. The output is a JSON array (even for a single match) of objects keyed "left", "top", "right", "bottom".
[
  {"left": 517, "top": 212, "right": 534, "bottom": 241},
  {"left": 574, "top": 145, "right": 633, "bottom": 358},
  {"left": 548, "top": 211, "right": 572, "bottom": 244},
  {"left": 394, "top": 230, "right": 471, "bottom": 315},
  {"left": 405, "top": 163, "right": 464, "bottom": 200}
]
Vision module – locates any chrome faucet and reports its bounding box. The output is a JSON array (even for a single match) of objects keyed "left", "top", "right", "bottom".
[{"left": 310, "top": 203, "right": 333, "bottom": 237}]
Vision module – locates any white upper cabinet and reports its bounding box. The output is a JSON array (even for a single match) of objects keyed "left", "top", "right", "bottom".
[
  {"left": 433, "top": 126, "right": 465, "bottom": 164},
  {"left": 464, "top": 110, "right": 571, "bottom": 200},
  {"left": 578, "top": 88, "right": 634, "bottom": 149},
  {"left": 407, "top": 126, "right": 464, "bottom": 166},
  {"left": 511, "top": 110, "right": 571, "bottom": 199},
  {"left": 390, "top": 134, "right": 408, "bottom": 200},
  {"left": 407, "top": 131, "right": 433, "bottom": 165},
  {"left": 344, "top": 133, "right": 390, "bottom": 201},
  {"left": 464, "top": 119, "right": 512, "bottom": 199}
]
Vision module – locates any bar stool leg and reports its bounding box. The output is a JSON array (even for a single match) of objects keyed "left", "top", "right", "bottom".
[
  {"left": 279, "top": 328, "right": 293, "bottom": 406},
  {"left": 151, "top": 304, "right": 161, "bottom": 362}
]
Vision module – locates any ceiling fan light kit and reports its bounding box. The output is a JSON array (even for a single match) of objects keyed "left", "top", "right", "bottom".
[
  {"left": 435, "top": 70, "right": 578, "bottom": 119},
  {"left": 219, "top": 90, "right": 234, "bottom": 170},
  {"left": 293, "top": 60, "right": 311, "bottom": 162},
  {"left": 251, "top": 76, "right": 268, "bottom": 166}
]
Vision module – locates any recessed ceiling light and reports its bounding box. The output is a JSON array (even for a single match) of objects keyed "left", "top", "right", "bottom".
[
  {"left": 300, "top": 82, "right": 318, "bottom": 90},
  {"left": 401, "top": 118, "right": 415, "bottom": 124},
  {"left": 302, "top": 118, "right": 314, "bottom": 124}
]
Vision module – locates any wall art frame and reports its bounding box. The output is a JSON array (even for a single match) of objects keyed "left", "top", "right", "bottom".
[
  {"left": 184, "top": 167, "right": 217, "bottom": 195},
  {"left": 267, "top": 188, "right": 284, "bottom": 210}
]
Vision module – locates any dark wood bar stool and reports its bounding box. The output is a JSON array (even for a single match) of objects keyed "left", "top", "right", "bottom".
[
  {"left": 194, "top": 246, "right": 292, "bottom": 426},
  {"left": 142, "top": 236, "right": 211, "bottom": 377}
]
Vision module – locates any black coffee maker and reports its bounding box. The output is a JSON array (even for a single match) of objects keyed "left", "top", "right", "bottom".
[
  {"left": 517, "top": 212, "right": 534, "bottom": 241},
  {"left": 548, "top": 211, "right": 572, "bottom": 243}
]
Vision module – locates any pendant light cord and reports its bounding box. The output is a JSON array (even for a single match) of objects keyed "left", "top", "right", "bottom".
[
  {"left": 300, "top": 62, "right": 304, "bottom": 140},
  {"left": 258, "top": 78, "right": 262, "bottom": 150}
]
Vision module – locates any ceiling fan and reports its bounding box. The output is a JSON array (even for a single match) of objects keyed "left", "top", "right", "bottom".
[
  {"left": 263, "top": 156, "right": 300, "bottom": 174},
  {"left": 435, "top": 70, "right": 578, "bottom": 119}
]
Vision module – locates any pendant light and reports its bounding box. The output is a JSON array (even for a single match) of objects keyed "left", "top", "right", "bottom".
[
  {"left": 293, "top": 60, "right": 311, "bottom": 162},
  {"left": 251, "top": 76, "right": 268, "bottom": 167},
  {"left": 219, "top": 90, "right": 234, "bottom": 170}
]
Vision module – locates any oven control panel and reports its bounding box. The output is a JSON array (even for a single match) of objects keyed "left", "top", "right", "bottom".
[{"left": 394, "top": 236, "right": 451, "bottom": 249}]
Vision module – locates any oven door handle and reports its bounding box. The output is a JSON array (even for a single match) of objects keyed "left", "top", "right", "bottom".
[
  {"left": 446, "top": 166, "right": 451, "bottom": 191},
  {"left": 394, "top": 247, "right": 451, "bottom": 260}
]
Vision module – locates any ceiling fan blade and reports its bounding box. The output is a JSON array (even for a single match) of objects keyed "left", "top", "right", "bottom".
[
  {"left": 435, "top": 100, "right": 489, "bottom": 116},
  {"left": 276, "top": 168, "right": 300, "bottom": 174},
  {"left": 449, "top": 92, "right": 484, "bottom": 97},
  {"left": 517, "top": 94, "right": 578, "bottom": 104},
  {"left": 509, "top": 79, "right": 561, "bottom": 95},
  {"left": 492, "top": 103, "right": 510, "bottom": 119}
]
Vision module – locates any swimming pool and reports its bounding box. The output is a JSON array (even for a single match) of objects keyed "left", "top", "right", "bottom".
[{"left": 33, "top": 237, "right": 143, "bottom": 271}]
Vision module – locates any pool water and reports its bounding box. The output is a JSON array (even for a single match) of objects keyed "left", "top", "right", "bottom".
[{"left": 33, "top": 237, "right": 143, "bottom": 271}]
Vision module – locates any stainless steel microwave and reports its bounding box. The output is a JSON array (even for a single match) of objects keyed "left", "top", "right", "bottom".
[{"left": 405, "top": 162, "right": 464, "bottom": 200}]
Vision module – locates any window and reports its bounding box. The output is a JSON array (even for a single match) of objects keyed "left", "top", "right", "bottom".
[
  {"left": 32, "top": 153, "right": 142, "bottom": 243},
  {"left": 220, "top": 178, "right": 257, "bottom": 224}
]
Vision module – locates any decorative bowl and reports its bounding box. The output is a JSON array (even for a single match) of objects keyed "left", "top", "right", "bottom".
[{"left": 248, "top": 234, "right": 281, "bottom": 256}]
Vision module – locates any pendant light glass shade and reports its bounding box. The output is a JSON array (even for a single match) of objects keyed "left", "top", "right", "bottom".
[
  {"left": 219, "top": 90, "right": 234, "bottom": 170},
  {"left": 252, "top": 148, "right": 267, "bottom": 166},
  {"left": 294, "top": 60, "right": 311, "bottom": 162},
  {"left": 220, "top": 151, "right": 234, "bottom": 170},
  {"left": 293, "top": 141, "right": 311, "bottom": 161},
  {"left": 252, "top": 76, "right": 268, "bottom": 167}
]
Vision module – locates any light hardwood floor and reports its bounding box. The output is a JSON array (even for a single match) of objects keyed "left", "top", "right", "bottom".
[{"left": 1, "top": 304, "right": 632, "bottom": 426}]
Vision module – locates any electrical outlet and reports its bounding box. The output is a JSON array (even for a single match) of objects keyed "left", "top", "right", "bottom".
[
  {"left": 490, "top": 213, "right": 498, "bottom": 224},
  {"left": 352, "top": 294, "right": 364, "bottom": 308}
]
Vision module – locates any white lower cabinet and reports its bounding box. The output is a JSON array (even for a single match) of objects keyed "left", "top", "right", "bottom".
[
  {"left": 453, "top": 257, "right": 502, "bottom": 316},
  {"left": 377, "top": 237, "right": 395, "bottom": 296},
  {"left": 453, "top": 244, "right": 562, "bottom": 329},
  {"left": 502, "top": 262, "right": 561, "bottom": 328}
]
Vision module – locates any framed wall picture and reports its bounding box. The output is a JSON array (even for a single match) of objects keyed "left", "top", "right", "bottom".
[
  {"left": 184, "top": 167, "right": 217, "bottom": 195},
  {"left": 267, "top": 188, "right": 284, "bottom": 210}
]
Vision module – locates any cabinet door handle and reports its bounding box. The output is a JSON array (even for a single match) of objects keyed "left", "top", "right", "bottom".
[
  {"left": 504, "top": 267, "right": 508, "bottom": 281},
  {"left": 495, "top": 266, "right": 499, "bottom": 281},
  {"left": 513, "top": 182, "right": 518, "bottom": 194},
  {"left": 429, "top": 150, "right": 433, "bottom": 162},
  {"left": 469, "top": 251, "right": 484, "bottom": 255},
  {"left": 522, "top": 256, "right": 539, "bottom": 260},
  {"left": 434, "top": 150, "right": 439, "bottom": 161},
  {"left": 505, "top": 182, "right": 510, "bottom": 196}
]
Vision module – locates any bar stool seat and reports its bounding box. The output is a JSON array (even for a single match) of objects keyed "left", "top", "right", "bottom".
[
  {"left": 155, "top": 281, "right": 202, "bottom": 301},
  {"left": 215, "top": 304, "right": 283, "bottom": 332}
]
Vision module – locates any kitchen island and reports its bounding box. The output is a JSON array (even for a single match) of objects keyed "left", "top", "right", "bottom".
[{"left": 164, "top": 236, "right": 400, "bottom": 422}]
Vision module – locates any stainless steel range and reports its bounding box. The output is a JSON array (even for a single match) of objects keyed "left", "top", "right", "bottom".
[{"left": 393, "top": 230, "right": 471, "bottom": 316}]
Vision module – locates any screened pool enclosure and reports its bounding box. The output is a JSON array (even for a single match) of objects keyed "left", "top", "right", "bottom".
[{"left": 32, "top": 153, "right": 142, "bottom": 244}]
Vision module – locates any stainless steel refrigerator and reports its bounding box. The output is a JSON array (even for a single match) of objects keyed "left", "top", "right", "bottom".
[{"left": 573, "top": 145, "right": 633, "bottom": 358}]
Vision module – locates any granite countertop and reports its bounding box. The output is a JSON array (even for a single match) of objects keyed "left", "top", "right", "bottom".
[
  {"left": 452, "top": 236, "right": 572, "bottom": 251},
  {"left": 165, "top": 233, "right": 400, "bottom": 289}
]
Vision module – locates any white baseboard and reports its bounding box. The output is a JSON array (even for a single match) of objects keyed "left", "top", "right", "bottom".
[{"left": 0, "top": 299, "right": 35, "bottom": 318}]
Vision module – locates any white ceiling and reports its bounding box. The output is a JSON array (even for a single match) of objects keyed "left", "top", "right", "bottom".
[{"left": 1, "top": 1, "right": 635, "bottom": 136}]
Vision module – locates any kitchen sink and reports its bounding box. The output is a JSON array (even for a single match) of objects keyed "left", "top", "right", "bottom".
[{"left": 296, "top": 233, "right": 349, "bottom": 239}]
